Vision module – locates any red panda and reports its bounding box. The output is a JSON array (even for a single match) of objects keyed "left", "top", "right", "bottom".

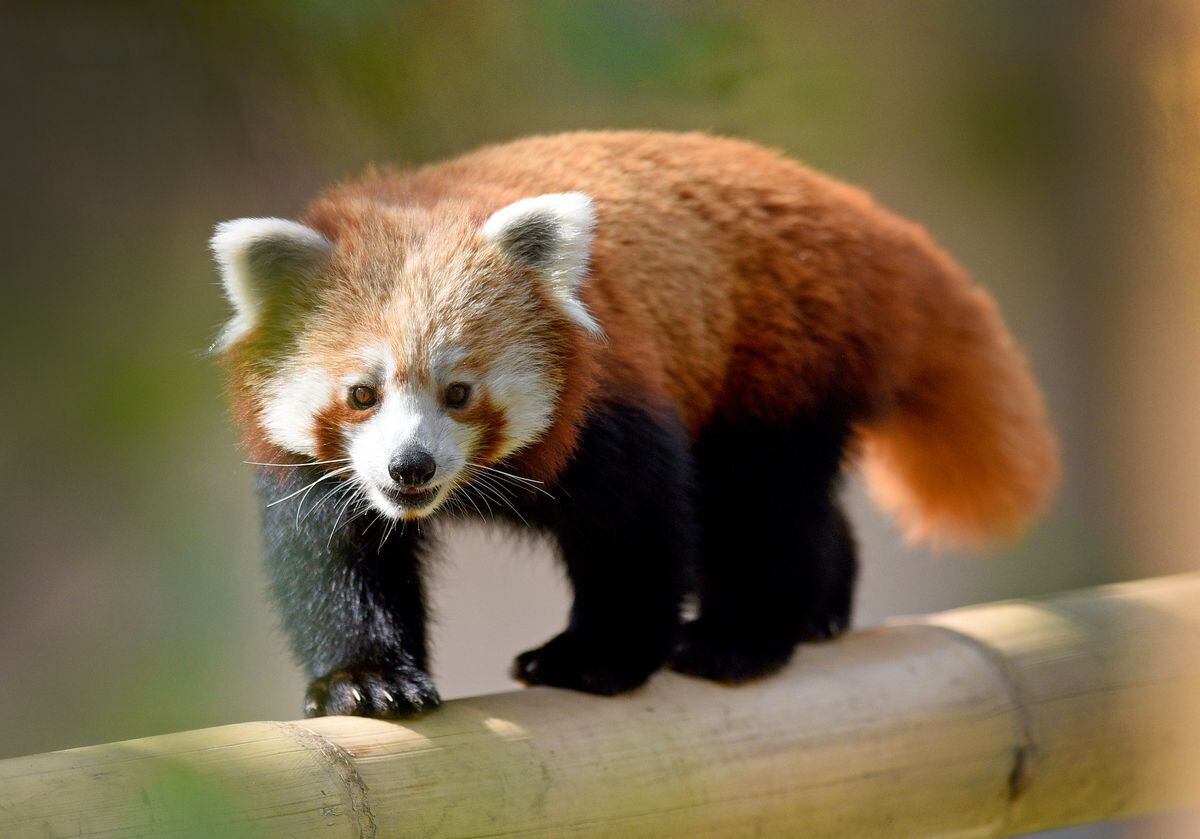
[{"left": 212, "top": 131, "right": 1058, "bottom": 718}]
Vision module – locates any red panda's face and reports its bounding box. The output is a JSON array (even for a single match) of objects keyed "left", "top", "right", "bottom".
[
  {"left": 270, "top": 321, "right": 561, "bottom": 520},
  {"left": 212, "top": 193, "right": 599, "bottom": 520}
]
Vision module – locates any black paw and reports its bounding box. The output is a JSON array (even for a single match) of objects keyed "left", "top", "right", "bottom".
[
  {"left": 797, "top": 607, "right": 851, "bottom": 642},
  {"left": 512, "top": 630, "right": 663, "bottom": 696},
  {"left": 668, "top": 621, "right": 797, "bottom": 684},
  {"left": 304, "top": 665, "right": 441, "bottom": 719}
]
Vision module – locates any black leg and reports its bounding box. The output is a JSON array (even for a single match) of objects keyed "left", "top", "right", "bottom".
[
  {"left": 670, "top": 412, "right": 858, "bottom": 682},
  {"left": 512, "top": 401, "right": 697, "bottom": 695},
  {"left": 257, "top": 467, "right": 440, "bottom": 719}
]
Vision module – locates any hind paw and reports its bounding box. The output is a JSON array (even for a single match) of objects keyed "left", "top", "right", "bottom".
[{"left": 668, "top": 621, "right": 797, "bottom": 683}]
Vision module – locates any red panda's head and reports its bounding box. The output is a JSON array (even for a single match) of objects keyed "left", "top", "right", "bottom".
[{"left": 211, "top": 192, "right": 601, "bottom": 519}]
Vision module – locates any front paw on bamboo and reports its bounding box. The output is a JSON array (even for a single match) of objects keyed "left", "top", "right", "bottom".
[{"left": 305, "top": 666, "right": 441, "bottom": 719}]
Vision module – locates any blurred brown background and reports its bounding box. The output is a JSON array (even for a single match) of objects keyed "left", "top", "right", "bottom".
[{"left": 1, "top": 3, "right": 1197, "bottom": 836}]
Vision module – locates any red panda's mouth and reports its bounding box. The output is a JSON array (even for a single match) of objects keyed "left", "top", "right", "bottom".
[{"left": 381, "top": 485, "right": 441, "bottom": 510}]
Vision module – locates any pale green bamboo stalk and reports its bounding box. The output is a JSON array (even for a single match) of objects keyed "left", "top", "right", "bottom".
[{"left": 2, "top": 575, "right": 1197, "bottom": 838}]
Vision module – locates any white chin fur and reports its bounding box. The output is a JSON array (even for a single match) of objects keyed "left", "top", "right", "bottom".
[{"left": 365, "top": 484, "right": 446, "bottom": 520}]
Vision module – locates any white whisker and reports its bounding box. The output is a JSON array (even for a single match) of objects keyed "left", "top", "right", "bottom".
[
  {"left": 466, "top": 461, "right": 555, "bottom": 499},
  {"left": 327, "top": 488, "right": 361, "bottom": 547},
  {"left": 456, "top": 480, "right": 488, "bottom": 520},
  {"left": 266, "top": 466, "right": 354, "bottom": 507},
  {"left": 331, "top": 491, "right": 372, "bottom": 540},
  {"left": 246, "top": 457, "right": 353, "bottom": 468},
  {"left": 300, "top": 479, "right": 355, "bottom": 526},
  {"left": 466, "top": 461, "right": 545, "bottom": 485},
  {"left": 378, "top": 516, "right": 398, "bottom": 554},
  {"left": 362, "top": 509, "right": 383, "bottom": 537},
  {"left": 468, "top": 472, "right": 528, "bottom": 525}
]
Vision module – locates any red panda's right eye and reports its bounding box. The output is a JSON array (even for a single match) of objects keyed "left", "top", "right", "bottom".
[{"left": 349, "top": 385, "right": 378, "bottom": 409}]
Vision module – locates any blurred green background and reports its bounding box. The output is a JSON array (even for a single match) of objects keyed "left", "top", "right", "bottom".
[{"left": 2, "top": 3, "right": 1198, "bottom": 835}]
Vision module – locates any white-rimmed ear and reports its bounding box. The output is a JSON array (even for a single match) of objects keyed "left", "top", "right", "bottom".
[
  {"left": 209, "top": 217, "right": 332, "bottom": 349},
  {"left": 482, "top": 192, "right": 602, "bottom": 336}
]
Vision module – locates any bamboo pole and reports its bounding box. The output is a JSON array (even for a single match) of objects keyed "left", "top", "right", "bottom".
[{"left": 2, "top": 575, "right": 1198, "bottom": 838}]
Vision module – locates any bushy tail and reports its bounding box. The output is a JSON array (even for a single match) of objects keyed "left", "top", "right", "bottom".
[{"left": 857, "top": 269, "right": 1059, "bottom": 548}]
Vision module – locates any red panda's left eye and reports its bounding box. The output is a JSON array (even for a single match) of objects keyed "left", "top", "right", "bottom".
[{"left": 349, "top": 385, "right": 378, "bottom": 409}]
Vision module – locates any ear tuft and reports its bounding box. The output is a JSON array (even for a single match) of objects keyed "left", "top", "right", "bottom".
[
  {"left": 210, "top": 217, "right": 332, "bottom": 350},
  {"left": 482, "top": 193, "right": 602, "bottom": 335}
]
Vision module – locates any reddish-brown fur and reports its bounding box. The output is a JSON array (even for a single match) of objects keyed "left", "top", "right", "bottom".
[{"left": 226, "top": 131, "right": 1058, "bottom": 545}]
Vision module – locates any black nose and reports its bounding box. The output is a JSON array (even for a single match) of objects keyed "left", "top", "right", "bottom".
[{"left": 389, "top": 449, "right": 437, "bottom": 487}]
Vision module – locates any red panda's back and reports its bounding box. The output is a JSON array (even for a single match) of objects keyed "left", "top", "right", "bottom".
[
  {"left": 320, "top": 131, "right": 1058, "bottom": 545},
  {"left": 391, "top": 131, "right": 924, "bottom": 431}
]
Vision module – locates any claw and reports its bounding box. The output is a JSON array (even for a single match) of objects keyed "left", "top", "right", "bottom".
[{"left": 305, "top": 665, "right": 441, "bottom": 719}]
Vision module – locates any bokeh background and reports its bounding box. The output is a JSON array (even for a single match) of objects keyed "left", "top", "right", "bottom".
[{"left": 2, "top": 3, "right": 1198, "bottom": 836}]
